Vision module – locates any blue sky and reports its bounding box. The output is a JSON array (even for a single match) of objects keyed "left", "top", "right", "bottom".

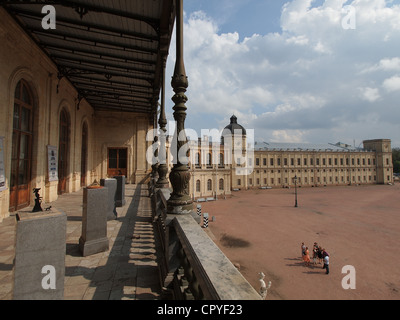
[
  {"left": 184, "top": 0, "right": 285, "bottom": 38},
  {"left": 165, "top": 0, "right": 400, "bottom": 148}
]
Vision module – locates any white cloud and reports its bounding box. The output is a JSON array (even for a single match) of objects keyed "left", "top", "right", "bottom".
[
  {"left": 379, "top": 57, "right": 400, "bottom": 71},
  {"left": 166, "top": 1, "right": 400, "bottom": 147},
  {"left": 359, "top": 87, "right": 381, "bottom": 102},
  {"left": 383, "top": 75, "right": 400, "bottom": 92},
  {"left": 272, "top": 130, "right": 307, "bottom": 143},
  {"left": 361, "top": 57, "right": 400, "bottom": 74}
]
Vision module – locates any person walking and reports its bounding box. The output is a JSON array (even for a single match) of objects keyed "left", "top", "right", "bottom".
[
  {"left": 323, "top": 254, "right": 330, "bottom": 274},
  {"left": 303, "top": 247, "right": 311, "bottom": 267},
  {"left": 317, "top": 246, "right": 323, "bottom": 264},
  {"left": 312, "top": 242, "right": 318, "bottom": 265},
  {"left": 301, "top": 242, "right": 306, "bottom": 259}
]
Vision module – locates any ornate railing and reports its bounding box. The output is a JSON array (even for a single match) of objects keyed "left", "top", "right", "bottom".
[{"left": 150, "top": 182, "right": 261, "bottom": 300}]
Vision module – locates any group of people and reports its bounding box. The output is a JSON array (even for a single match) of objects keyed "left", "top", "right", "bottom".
[{"left": 301, "top": 242, "right": 330, "bottom": 274}]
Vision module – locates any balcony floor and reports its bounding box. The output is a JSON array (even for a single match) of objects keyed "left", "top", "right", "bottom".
[{"left": 0, "top": 184, "right": 161, "bottom": 300}]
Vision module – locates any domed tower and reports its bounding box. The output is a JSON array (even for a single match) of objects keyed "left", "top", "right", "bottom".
[
  {"left": 222, "top": 115, "right": 249, "bottom": 190},
  {"left": 222, "top": 115, "right": 247, "bottom": 157},
  {"left": 224, "top": 115, "right": 247, "bottom": 137}
]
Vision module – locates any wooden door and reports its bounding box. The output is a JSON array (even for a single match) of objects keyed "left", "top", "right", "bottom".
[
  {"left": 107, "top": 148, "right": 127, "bottom": 177},
  {"left": 58, "top": 109, "right": 70, "bottom": 195},
  {"left": 10, "top": 80, "right": 33, "bottom": 212}
]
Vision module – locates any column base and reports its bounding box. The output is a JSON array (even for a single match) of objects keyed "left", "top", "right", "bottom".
[
  {"left": 79, "top": 237, "right": 109, "bottom": 257},
  {"left": 167, "top": 198, "right": 193, "bottom": 215}
]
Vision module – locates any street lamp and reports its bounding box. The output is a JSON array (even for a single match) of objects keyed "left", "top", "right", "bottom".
[{"left": 294, "top": 175, "right": 298, "bottom": 208}]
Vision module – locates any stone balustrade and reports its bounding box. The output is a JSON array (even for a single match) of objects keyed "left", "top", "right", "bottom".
[{"left": 150, "top": 181, "right": 261, "bottom": 300}]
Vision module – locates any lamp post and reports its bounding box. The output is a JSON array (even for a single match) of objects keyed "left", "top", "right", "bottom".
[{"left": 294, "top": 175, "right": 298, "bottom": 208}]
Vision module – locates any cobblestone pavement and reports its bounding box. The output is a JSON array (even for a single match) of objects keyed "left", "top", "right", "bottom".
[{"left": 0, "top": 184, "right": 161, "bottom": 300}]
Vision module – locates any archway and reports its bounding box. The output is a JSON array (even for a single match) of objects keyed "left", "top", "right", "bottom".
[
  {"left": 9, "top": 79, "right": 34, "bottom": 212},
  {"left": 58, "top": 108, "right": 70, "bottom": 195}
]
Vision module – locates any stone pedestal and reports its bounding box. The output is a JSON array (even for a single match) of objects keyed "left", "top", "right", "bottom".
[
  {"left": 79, "top": 187, "right": 109, "bottom": 257},
  {"left": 13, "top": 209, "right": 66, "bottom": 300},
  {"left": 114, "top": 175, "right": 126, "bottom": 207},
  {"left": 100, "top": 178, "right": 117, "bottom": 220}
]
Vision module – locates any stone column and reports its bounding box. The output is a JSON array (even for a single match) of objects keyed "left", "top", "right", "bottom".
[
  {"left": 167, "top": 0, "right": 193, "bottom": 215},
  {"left": 13, "top": 209, "right": 66, "bottom": 300},
  {"left": 79, "top": 187, "right": 109, "bottom": 257},
  {"left": 114, "top": 175, "right": 126, "bottom": 207},
  {"left": 100, "top": 178, "right": 117, "bottom": 220}
]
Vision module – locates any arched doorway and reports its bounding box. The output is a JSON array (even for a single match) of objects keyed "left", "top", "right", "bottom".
[
  {"left": 81, "top": 122, "right": 88, "bottom": 187},
  {"left": 58, "top": 108, "right": 70, "bottom": 195},
  {"left": 10, "top": 79, "right": 34, "bottom": 212}
]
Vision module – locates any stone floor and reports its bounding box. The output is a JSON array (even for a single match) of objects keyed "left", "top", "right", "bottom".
[{"left": 0, "top": 184, "right": 162, "bottom": 300}]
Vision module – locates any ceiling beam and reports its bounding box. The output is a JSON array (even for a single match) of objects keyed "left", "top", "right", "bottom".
[
  {"left": 87, "top": 100, "right": 152, "bottom": 112},
  {"left": 51, "top": 52, "right": 154, "bottom": 75},
  {"left": 67, "top": 75, "right": 153, "bottom": 90},
  {"left": 42, "top": 43, "right": 157, "bottom": 66},
  {"left": 78, "top": 88, "right": 152, "bottom": 101},
  {"left": 94, "top": 105, "right": 153, "bottom": 114},
  {"left": 57, "top": 62, "right": 154, "bottom": 82},
  {"left": 84, "top": 95, "right": 150, "bottom": 106},
  {"left": 2, "top": 0, "right": 161, "bottom": 33},
  {"left": 73, "top": 82, "right": 153, "bottom": 97},
  {"left": 27, "top": 25, "right": 159, "bottom": 54},
  {"left": 6, "top": 7, "right": 159, "bottom": 41}
]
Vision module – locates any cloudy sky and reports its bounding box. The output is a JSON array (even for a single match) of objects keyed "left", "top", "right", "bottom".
[{"left": 164, "top": 0, "right": 400, "bottom": 148}]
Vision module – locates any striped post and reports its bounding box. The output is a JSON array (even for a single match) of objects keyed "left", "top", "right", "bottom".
[
  {"left": 197, "top": 204, "right": 202, "bottom": 217},
  {"left": 203, "top": 213, "right": 209, "bottom": 228}
]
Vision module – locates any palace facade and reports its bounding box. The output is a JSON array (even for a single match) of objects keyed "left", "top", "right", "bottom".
[{"left": 186, "top": 116, "right": 394, "bottom": 200}]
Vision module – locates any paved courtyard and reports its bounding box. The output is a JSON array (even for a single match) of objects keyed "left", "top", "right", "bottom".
[{"left": 201, "top": 183, "right": 400, "bottom": 300}]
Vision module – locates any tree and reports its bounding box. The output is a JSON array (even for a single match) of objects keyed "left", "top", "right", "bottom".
[{"left": 393, "top": 148, "right": 400, "bottom": 173}]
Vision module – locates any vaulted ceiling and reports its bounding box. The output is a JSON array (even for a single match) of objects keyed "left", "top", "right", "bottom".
[{"left": 1, "top": 0, "right": 176, "bottom": 115}]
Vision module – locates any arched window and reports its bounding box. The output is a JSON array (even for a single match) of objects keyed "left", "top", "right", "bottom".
[
  {"left": 196, "top": 180, "right": 201, "bottom": 192},
  {"left": 207, "top": 153, "right": 212, "bottom": 166},
  {"left": 58, "top": 108, "right": 70, "bottom": 195},
  {"left": 10, "top": 79, "right": 34, "bottom": 212},
  {"left": 219, "top": 178, "right": 224, "bottom": 191},
  {"left": 207, "top": 179, "right": 212, "bottom": 191},
  {"left": 219, "top": 153, "right": 224, "bottom": 167}
]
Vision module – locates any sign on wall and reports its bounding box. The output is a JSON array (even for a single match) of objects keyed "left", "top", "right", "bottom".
[
  {"left": 47, "top": 145, "right": 59, "bottom": 182},
  {"left": 0, "top": 137, "right": 5, "bottom": 191}
]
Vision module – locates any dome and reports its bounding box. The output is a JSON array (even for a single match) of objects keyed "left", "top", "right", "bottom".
[{"left": 223, "top": 115, "right": 247, "bottom": 136}]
